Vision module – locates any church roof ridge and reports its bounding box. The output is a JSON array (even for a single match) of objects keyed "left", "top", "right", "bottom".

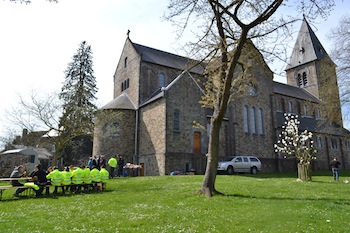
[
  {"left": 273, "top": 81, "right": 320, "bottom": 103},
  {"left": 131, "top": 42, "right": 205, "bottom": 74},
  {"left": 100, "top": 92, "right": 136, "bottom": 110}
]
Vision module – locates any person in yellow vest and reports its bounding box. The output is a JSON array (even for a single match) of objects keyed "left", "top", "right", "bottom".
[
  {"left": 46, "top": 166, "right": 63, "bottom": 194},
  {"left": 82, "top": 166, "right": 92, "bottom": 192},
  {"left": 107, "top": 155, "right": 118, "bottom": 178},
  {"left": 60, "top": 166, "right": 72, "bottom": 194},
  {"left": 100, "top": 165, "right": 109, "bottom": 191},
  {"left": 90, "top": 165, "right": 101, "bottom": 191},
  {"left": 71, "top": 166, "right": 84, "bottom": 194}
]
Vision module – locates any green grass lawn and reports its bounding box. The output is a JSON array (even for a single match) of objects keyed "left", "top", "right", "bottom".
[{"left": 1, "top": 171, "right": 350, "bottom": 233}]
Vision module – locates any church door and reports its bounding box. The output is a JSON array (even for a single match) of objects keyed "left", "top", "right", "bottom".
[{"left": 193, "top": 131, "right": 201, "bottom": 155}]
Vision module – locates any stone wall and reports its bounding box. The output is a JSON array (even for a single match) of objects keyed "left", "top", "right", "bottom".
[
  {"left": 165, "top": 152, "right": 207, "bottom": 175},
  {"left": 138, "top": 98, "right": 166, "bottom": 175},
  {"left": 139, "top": 63, "right": 184, "bottom": 104},
  {"left": 113, "top": 39, "right": 141, "bottom": 105},
  {"left": 93, "top": 109, "right": 135, "bottom": 162},
  {"left": 223, "top": 44, "right": 276, "bottom": 160},
  {"left": 165, "top": 72, "right": 209, "bottom": 154}
]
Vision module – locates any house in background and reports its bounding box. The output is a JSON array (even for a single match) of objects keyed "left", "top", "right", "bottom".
[
  {"left": 0, "top": 148, "right": 38, "bottom": 177},
  {"left": 93, "top": 18, "right": 350, "bottom": 176},
  {"left": 0, "top": 128, "right": 55, "bottom": 176}
]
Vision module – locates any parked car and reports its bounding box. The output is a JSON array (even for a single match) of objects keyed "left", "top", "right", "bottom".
[{"left": 217, "top": 156, "right": 262, "bottom": 175}]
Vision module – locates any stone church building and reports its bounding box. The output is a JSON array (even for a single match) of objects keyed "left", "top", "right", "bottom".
[{"left": 93, "top": 18, "right": 350, "bottom": 176}]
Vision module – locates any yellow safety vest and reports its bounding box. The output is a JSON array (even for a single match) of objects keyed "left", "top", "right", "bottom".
[
  {"left": 100, "top": 168, "right": 109, "bottom": 183},
  {"left": 72, "top": 168, "right": 84, "bottom": 184},
  {"left": 46, "top": 169, "right": 63, "bottom": 186},
  {"left": 90, "top": 168, "right": 101, "bottom": 182}
]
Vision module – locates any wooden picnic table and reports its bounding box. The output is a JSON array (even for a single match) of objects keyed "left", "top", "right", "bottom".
[
  {"left": 0, "top": 177, "right": 32, "bottom": 200},
  {"left": 0, "top": 177, "right": 32, "bottom": 181}
]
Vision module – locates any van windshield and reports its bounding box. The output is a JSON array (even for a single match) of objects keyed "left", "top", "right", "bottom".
[{"left": 223, "top": 156, "right": 236, "bottom": 161}]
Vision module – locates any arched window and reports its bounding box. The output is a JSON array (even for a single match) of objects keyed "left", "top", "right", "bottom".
[
  {"left": 243, "top": 105, "right": 249, "bottom": 133},
  {"left": 302, "top": 72, "right": 308, "bottom": 85},
  {"left": 281, "top": 98, "right": 286, "bottom": 112},
  {"left": 124, "top": 57, "right": 128, "bottom": 68},
  {"left": 121, "top": 82, "right": 124, "bottom": 91},
  {"left": 173, "top": 109, "right": 180, "bottom": 131},
  {"left": 158, "top": 72, "right": 166, "bottom": 88},
  {"left": 257, "top": 108, "right": 264, "bottom": 135},
  {"left": 315, "top": 108, "right": 321, "bottom": 118},
  {"left": 288, "top": 101, "right": 294, "bottom": 113},
  {"left": 304, "top": 104, "right": 308, "bottom": 115},
  {"left": 331, "top": 138, "right": 338, "bottom": 150},
  {"left": 297, "top": 73, "right": 302, "bottom": 87},
  {"left": 249, "top": 107, "right": 256, "bottom": 134},
  {"left": 126, "top": 78, "right": 130, "bottom": 89},
  {"left": 316, "top": 136, "right": 323, "bottom": 148}
]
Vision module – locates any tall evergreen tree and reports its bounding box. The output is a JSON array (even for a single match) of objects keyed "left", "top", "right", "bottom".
[{"left": 58, "top": 41, "right": 97, "bottom": 163}]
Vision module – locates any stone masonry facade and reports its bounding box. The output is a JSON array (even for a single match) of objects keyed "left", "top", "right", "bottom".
[{"left": 93, "top": 19, "right": 350, "bottom": 175}]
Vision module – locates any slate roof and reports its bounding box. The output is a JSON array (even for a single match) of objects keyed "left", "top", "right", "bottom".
[
  {"left": 101, "top": 92, "right": 136, "bottom": 110},
  {"left": 273, "top": 81, "right": 320, "bottom": 103},
  {"left": 1, "top": 148, "right": 37, "bottom": 156},
  {"left": 132, "top": 43, "right": 205, "bottom": 74},
  {"left": 275, "top": 111, "right": 349, "bottom": 136},
  {"left": 32, "top": 148, "right": 53, "bottom": 160},
  {"left": 285, "top": 18, "right": 328, "bottom": 70}
]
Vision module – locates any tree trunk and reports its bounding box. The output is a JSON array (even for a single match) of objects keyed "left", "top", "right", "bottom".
[
  {"left": 297, "top": 163, "right": 312, "bottom": 181},
  {"left": 201, "top": 117, "right": 221, "bottom": 197}
]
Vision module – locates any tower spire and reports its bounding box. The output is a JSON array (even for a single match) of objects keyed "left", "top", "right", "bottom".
[{"left": 285, "top": 18, "right": 327, "bottom": 71}]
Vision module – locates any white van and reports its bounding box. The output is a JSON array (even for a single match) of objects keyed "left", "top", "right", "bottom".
[{"left": 217, "top": 156, "right": 262, "bottom": 175}]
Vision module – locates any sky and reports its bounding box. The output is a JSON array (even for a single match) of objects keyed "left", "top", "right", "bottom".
[{"left": 0, "top": 0, "right": 349, "bottom": 148}]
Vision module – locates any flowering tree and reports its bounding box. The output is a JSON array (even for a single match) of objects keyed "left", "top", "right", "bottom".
[{"left": 274, "top": 114, "right": 317, "bottom": 181}]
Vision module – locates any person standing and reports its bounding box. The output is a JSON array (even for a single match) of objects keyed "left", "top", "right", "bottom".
[
  {"left": 99, "top": 155, "right": 106, "bottom": 170},
  {"left": 117, "top": 155, "right": 125, "bottom": 177},
  {"left": 329, "top": 157, "right": 341, "bottom": 181},
  {"left": 107, "top": 155, "right": 118, "bottom": 178},
  {"left": 88, "top": 157, "right": 94, "bottom": 169}
]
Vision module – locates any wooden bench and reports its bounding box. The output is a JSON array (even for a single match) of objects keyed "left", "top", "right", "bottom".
[
  {"left": 0, "top": 177, "right": 32, "bottom": 201},
  {"left": 45, "top": 182, "right": 106, "bottom": 192},
  {"left": 0, "top": 179, "right": 106, "bottom": 200},
  {"left": 0, "top": 185, "right": 29, "bottom": 200}
]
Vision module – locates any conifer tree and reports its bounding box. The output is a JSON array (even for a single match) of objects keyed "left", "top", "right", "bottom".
[{"left": 58, "top": 41, "right": 98, "bottom": 163}]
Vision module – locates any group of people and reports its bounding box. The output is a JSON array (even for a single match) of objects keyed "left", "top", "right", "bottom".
[
  {"left": 89, "top": 154, "right": 125, "bottom": 178},
  {"left": 10, "top": 163, "right": 110, "bottom": 197}
]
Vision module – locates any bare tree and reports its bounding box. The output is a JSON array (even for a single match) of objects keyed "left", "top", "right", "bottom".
[
  {"left": 5, "top": 90, "right": 61, "bottom": 132},
  {"left": 328, "top": 15, "right": 350, "bottom": 125},
  {"left": 1, "top": 89, "right": 61, "bottom": 153},
  {"left": 166, "top": 0, "right": 334, "bottom": 197}
]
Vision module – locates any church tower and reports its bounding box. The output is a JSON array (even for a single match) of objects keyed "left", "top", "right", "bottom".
[{"left": 285, "top": 17, "right": 343, "bottom": 126}]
